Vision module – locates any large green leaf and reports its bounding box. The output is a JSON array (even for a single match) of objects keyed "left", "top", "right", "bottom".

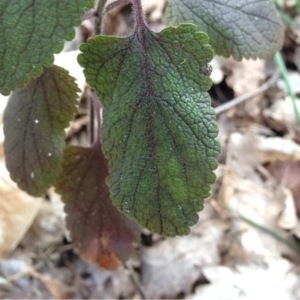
[
  {"left": 78, "top": 24, "right": 220, "bottom": 235},
  {"left": 0, "top": 0, "right": 93, "bottom": 95},
  {"left": 167, "top": 0, "right": 284, "bottom": 59},
  {"left": 55, "top": 144, "right": 140, "bottom": 269},
  {"left": 3, "top": 65, "right": 79, "bottom": 196}
]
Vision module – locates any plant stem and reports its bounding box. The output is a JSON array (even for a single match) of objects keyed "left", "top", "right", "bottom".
[
  {"left": 275, "top": 52, "right": 300, "bottom": 125},
  {"left": 95, "top": 0, "right": 108, "bottom": 34},
  {"left": 91, "top": 91, "right": 103, "bottom": 146},
  {"left": 132, "top": 0, "right": 145, "bottom": 29},
  {"left": 228, "top": 206, "right": 300, "bottom": 255}
]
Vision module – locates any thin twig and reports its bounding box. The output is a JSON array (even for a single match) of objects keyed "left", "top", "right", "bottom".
[
  {"left": 123, "top": 262, "right": 147, "bottom": 299},
  {"left": 215, "top": 70, "right": 280, "bottom": 115}
]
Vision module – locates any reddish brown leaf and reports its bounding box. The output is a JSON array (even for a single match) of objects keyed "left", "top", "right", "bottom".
[{"left": 55, "top": 144, "right": 140, "bottom": 269}]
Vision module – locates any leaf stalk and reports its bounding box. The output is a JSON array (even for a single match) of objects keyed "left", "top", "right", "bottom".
[
  {"left": 132, "top": 0, "right": 146, "bottom": 29},
  {"left": 91, "top": 91, "right": 103, "bottom": 146}
]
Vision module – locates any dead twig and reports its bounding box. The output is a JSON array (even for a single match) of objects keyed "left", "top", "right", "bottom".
[
  {"left": 215, "top": 70, "right": 280, "bottom": 115},
  {"left": 123, "top": 262, "right": 147, "bottom": 299}
]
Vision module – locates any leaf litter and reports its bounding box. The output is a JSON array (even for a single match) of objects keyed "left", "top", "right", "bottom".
[{"left": 1, "top": 0, "right": 300, "bottom": 299}]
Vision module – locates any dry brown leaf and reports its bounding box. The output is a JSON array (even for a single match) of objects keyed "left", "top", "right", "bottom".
[
  {"left": 263, "top": 97, "right": 300, "bottom": 134},
  {"left": 0, "top": 94, "right": 43, "bottom": 286},
  {"left": 227, "top": 130, "right": 300, "bottom": 164},
  {"left": 103, "top": 0, "right": 167, "bottom": 35},
  {"left": 141, "top": 0, "right": 167, "bottom": 22},
  {"left": 141, "top": 204, "right": 227, "bottom": 298},
  {"left": 102, "top": 0, "right": 130, "bottom": 36},
  {"left": 225, "top": 59, "right": 266, "bottom": 96},
  {"left": 220, "top": 132, "right": 297, "bottom": 260},
  {"left": 189, "top": 259, "right": 299, "bottom": 300},
  {"left": 225, "top": 59, "right": 266, "bottom": 118},
  {"left": 256, "top": 136, "right": 300, "bottom": 163},
  {"left": 0, "top": 144, "right": 42, "bottom": 257},
  {"left": 275, "top": 186, "right": 297, "bottom": 230},
  {"left": 28, "top": 269, "right": 69, "bottom": 299},
  {"left": 268, "top": 161, "right": 300, "bottom": 218},
  {"left": 21, "top": 200, "right": 65, "bottom": 251}
]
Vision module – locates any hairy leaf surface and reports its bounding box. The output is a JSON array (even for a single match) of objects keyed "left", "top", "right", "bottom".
[
  {"left": 4, "top": 65, "right": 79, "bottom": 196},
  {"left": 167, "top": 0, "right": 284, "bottom": 59},
  {"left": 78, "top": 24, "right": 220, "bottom": 235},
  {"left": 0, "top": 0, "right": 93, "bottom": 95},
  {"left": 56, "top": 145, "right": 140, "bottom": 269}
]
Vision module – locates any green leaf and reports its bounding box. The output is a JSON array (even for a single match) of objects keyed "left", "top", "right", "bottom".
[
  {"left": 4, "top": 65, "right": 79, "bottom": 196},
  {"left": 55, "top": 144, "right": 140, "bottom": 269},
  {"left": 167, "top": 0, "right": 284, "bottom": 59},
  {"left": 0, "top": 0, "right": 93, "bottom": 95},
  {"left": 78, "top": 24, "right": 220, "bottom": 235}
]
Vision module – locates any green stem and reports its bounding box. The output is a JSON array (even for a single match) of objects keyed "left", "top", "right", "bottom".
[
  {"left": 275, "top": 52, "right": 300, "bottom": 125},
  {"left": 272, "top": 0, "right": 295, "bottom": 26},
  {"left": 228, "top": 206, "right": 300, "bottom": 255}
]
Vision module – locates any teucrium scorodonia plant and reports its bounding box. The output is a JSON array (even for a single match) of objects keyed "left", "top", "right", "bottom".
[{"left": 0, "top": 0, "right": 284, "bottom": 268}]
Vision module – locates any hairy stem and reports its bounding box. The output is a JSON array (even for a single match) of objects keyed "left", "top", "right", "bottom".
[
  {"left": 132, "top": 0, "right": 146, "bottom": 29},
  {"left": 95, "top": 0, "right": 108, "bottom": 34}
]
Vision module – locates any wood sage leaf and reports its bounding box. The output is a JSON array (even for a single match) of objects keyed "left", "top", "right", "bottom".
[
  {"left": 4, "top": 65, "right": 79, "bottom": 196},
  {"left": 0, "top": 0, "right": 94, "bottom": 95},
  {"left": 167, "top": 0, "right": 284, "bottom": 59},
  {"left": 78, "top": 24, "right": 220, "bottom": 235}
]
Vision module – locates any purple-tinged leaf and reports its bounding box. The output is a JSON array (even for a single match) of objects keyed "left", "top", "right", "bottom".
[
  {"left": 55, "top": 144, "right": 140, "bottom": 269},
  {"left": 167, "top": 0, "right": 284, "bottom": 59},
  {"left": 78, "top": 24, "right": 220, "bottom": 235},
  {"left": 4, "top": 65, "right": 79, "bottom": 196}
]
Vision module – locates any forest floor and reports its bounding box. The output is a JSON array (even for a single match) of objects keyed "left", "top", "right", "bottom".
[{"left": 1, "top": 0, "right": 300, "bottom": 299}]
